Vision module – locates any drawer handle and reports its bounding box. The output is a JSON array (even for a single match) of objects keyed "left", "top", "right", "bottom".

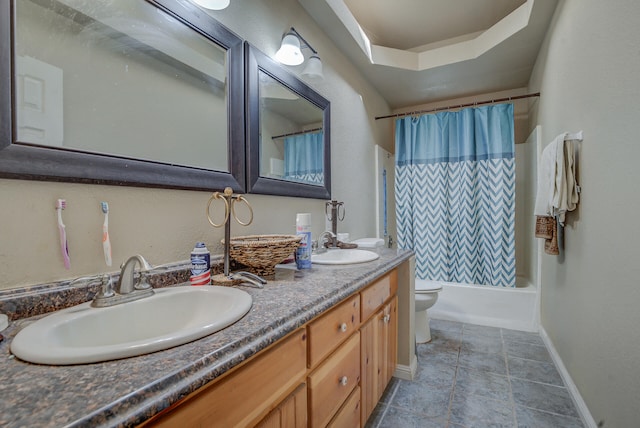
[
  {"left": 339, "top": 376, "right": 348, "bottom": 386},
  {"left": 383, "top": 314, "right": 390, "bottom": 324},
  {"left": 339, "top": 322, "right": 348, "bottom": 332}
]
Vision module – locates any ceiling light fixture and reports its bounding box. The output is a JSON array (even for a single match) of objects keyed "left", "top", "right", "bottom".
[
  {"left": 275, "top": 27, "right": 324, "bottom": 80},
  {"left": 191, "top": 0, "right": 230, "bottom": 11}
]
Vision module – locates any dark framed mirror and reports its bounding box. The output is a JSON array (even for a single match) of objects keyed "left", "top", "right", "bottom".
[
  {"left": 245, "top": 43, "right": 331, "bottom": 199},
  {"left": 0, "top": 0, "right": 245, "bottom": 192}
]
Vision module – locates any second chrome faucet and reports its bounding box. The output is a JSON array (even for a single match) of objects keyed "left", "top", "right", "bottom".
[{"left": 91, "top": 255, "right": 155, "bottom": 308}]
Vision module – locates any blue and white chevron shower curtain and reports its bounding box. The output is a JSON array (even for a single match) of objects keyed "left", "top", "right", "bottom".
[
  {"left": 284, "top": 131, "right": 324, "bottom": 185},
  {"left": 395, "top": 104, "right": 516, "bottom": 287}
]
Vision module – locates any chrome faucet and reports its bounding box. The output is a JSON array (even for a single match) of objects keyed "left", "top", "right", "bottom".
[
  {"left": 117, "top": 254, "right": 153, "bottom": 294},
  {"left": 317, "top": 231, "right": 337, "bottom": 252},
  {"left": 91, "top": 255, "right": 155, "bottom": 307}
]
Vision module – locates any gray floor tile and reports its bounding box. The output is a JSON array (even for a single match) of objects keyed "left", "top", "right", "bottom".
[
  {"left": 505, "top": 341, "right": 552, "bottom": 363},
  {"left": 458, "top": 347, "right": 508, "bottom": 375},
  {"left": 396, "top": 322, "right": 582, "bottom": 427},
  {"left": 417, "top": 337, "right": 461, "bottom": 366},
  {"left": 391, "top": 379, "right": 452, "bottom": 419},
  {"left": 511, "top": 378, "right": 579, "bottom": 418},
  {"left": 431, "top": 318, "right": 464, "bottom": 333},
  {"left": 515, "top": 405, "right": 585, "bottom": 428},
  {"left": 429, "top": 328, "right": 463, "bottom": 346},
  {"left": 461, "top": 333, "right": 505, "bottom": 355},
  {"left": 414, "top": 359, "right": 458, "bottom": 388},
  {"left": 508, "top": 357, "right": 563, "bottom": 386},
  {"left": 379, "top": 406, "right": 448, "bottom": 428},
  {"left": 463, "top": 323, "right": 503, "bottom": 339},
  {"left": 449, "top": 390, "right": 516, "bottom": 428},
  {"left": 454, "top": 366, "right": 511, "bottom": 402},
  {"left": 502, "top": 329, "right": 545, "bottom": 346}
]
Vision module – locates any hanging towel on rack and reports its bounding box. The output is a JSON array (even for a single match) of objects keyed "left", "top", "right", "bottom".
[
  {"left": 534, "top": 133, "right": 563, "bottom": 218},
  {"left": 534, "top": 132, "right": 580, "bottom": 255},
  {"left": 534, "top": 133, "right": 580, "bottom": 222},
  {"left": 554, "top": 137, "right": 580, "bottom": 225}
]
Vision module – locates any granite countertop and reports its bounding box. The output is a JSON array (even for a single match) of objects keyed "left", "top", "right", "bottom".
[{"left": 0, "top": 249, "right": 412, "bottom": 428}]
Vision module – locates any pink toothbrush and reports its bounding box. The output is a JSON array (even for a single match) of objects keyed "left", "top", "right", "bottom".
[{"left": 55, "top": 199, "right": 70, "bottom": 269}]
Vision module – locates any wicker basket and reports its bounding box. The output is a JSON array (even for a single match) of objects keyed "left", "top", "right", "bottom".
[{"left": 223, "top": 234, "right": 302, "bottom": 277}]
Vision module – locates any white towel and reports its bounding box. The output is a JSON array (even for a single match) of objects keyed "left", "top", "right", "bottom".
[
  {"left": 534, "top": 133, "right": 580, "bottom": 224},
  {"left": 534, "top": 133, "right": 565, "bottom": 217}
]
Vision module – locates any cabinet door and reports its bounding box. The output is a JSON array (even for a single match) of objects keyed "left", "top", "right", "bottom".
[
  {"left": 257, "top": 383, "right": 307, "bottom": 428},
  {"left": 360, "top": 315, "right": 378, "bottom": 424},
  {"left": 360, "top": 296, "right": 398, "bottom": 425},
  {"left": 382, "top": 296, "right": 398, "bottom": 388}
]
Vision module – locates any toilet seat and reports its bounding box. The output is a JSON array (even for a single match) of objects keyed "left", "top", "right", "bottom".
[{"left": 415, "top": 280, "right": 442, "bottom": 293}]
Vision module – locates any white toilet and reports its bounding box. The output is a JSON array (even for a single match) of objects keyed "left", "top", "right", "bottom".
[
  {"left": 351, "top": 237, "right": 385, "bottom": 249},
  {"left": 415, "top": 279, "right": 443, "bottom": 343}
]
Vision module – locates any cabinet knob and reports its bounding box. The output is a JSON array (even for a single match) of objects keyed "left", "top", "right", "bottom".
[
  {"left": 383, "top": 314, "right": 390, "bottom": 324},
  {"left": 339, "top": 322, "right": 348, "bottom": 332},
  {"left": 339, "top": 376, "right": 348, "bottom": 386}
]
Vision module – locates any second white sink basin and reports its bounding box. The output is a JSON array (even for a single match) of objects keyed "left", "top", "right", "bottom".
[
  {"left": 311, "top": 248, "right": 380, "bottom": 265},
  {"left": 11, "top": 286, "right": 252, "bottom": 365}
]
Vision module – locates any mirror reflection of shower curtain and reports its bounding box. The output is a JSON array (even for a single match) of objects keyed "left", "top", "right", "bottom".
[
  {"left": 284, "top": 131, "right": 324, "bottom": 185},
  {"left": 395, "top": 104, "right": 516, "bottom": 287}
]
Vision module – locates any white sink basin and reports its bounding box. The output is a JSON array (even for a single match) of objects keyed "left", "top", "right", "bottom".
[
  {"left": 311, "top": 248, "right": 380, "bottom": 265},
  {"left": 11, "top": 286, "right": 252, "bottom": 365}
]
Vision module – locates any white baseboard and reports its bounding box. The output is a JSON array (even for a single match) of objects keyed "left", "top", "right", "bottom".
[
  {"left": 539, "top": 325, "right": 597, "bottom": 428},
  {"left": 394, "top": 354, "right": 418, "bottom": 381}
]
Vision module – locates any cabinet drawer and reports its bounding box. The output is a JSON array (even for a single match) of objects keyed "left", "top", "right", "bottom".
[
  {"left": 361, "top": 270, "right": 398, "bottom": 321},
  {"left": 328, "top": 386, "right": 361, "bottom": 428},
  {"left": 308, "top": 332, "right": 361, "bottom": 428},
  {"left": 147, "top": 329, "right": 307, "bottom": 428},
  {"left": 308, "top": 294, "right": 360, "bottom": 368}
]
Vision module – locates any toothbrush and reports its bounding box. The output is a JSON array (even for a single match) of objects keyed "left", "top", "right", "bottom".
[
  {"left": 55, "top": 199, "right": 70, "bottom": 269},
  {"left": 101, "top": 202, "right": 112, "bottom": 267}
]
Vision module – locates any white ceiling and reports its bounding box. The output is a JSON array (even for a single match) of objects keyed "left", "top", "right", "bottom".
[{"left": 299, "top": 0, "right": 558, "bottom": 109}]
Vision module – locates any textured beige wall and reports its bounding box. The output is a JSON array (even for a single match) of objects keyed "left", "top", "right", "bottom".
[
  {"left": 0, "top": 0, "right": 392, "bottom": 289},
  {"left": 528, "top": 1, "right": 640, "bottom": 426}
]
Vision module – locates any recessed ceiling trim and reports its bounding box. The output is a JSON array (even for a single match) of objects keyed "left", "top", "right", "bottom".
[
  {"left": 325, "top": 0, "right": 374, "bottom": 61},
  {"left": 326, "top": 0, "right": 535, "bottom": 71}
]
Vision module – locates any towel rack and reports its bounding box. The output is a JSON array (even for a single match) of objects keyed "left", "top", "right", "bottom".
[{"left": 564, "top": 130, "right": 583, "bottom": 141}]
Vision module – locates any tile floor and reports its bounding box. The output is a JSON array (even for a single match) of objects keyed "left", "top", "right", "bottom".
[{"left": 366, "top": 319, "right": 585, "bottom": 428}]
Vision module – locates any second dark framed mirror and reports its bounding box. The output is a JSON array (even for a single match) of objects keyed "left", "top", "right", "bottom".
[{"left": 245, "top": 42, "right": 331, "bottom": 199}]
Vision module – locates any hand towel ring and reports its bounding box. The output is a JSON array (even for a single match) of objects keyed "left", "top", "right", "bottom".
[
  {"left": 231, "top": 195, "right": 253, "bottom": 226},
  {"left": 207, "top": 188, "right": 253, "bottom": 228}
]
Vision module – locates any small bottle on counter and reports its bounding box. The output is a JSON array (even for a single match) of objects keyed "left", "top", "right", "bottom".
[
  {"left": 190, "top": 242, "right": 211, "bottom": 285},
  {"left": 295, "top": 213, "right": 312, "bottom": 269}
]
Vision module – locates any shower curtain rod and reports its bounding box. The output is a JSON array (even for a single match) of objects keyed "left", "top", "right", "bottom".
[
  {"left": 374, "top": 92, "right": 540, "bottom": 120},
  {"left": 271, "top": 127, "right": 323, "bottom": 139}
]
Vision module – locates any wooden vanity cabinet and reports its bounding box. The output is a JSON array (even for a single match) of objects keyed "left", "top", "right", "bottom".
[
  {"left": 144, "top": 329, "right": 307, "bottom": 428},
  {"left": 144, "top": 268, "right": 400, "bottom": 428},
  {"left": 308, "top": 270, "right": 398, "bottom": 428}
]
